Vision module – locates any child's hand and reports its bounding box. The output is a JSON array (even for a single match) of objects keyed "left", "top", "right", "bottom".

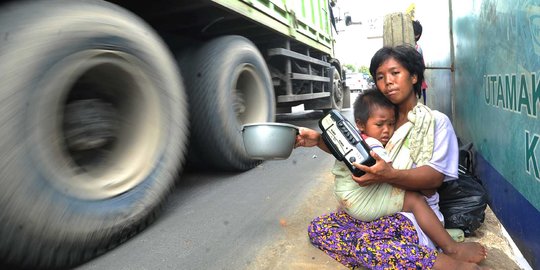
[
  {"left": 351, "top": 150, "right": 395, "bottom": 186},
  {"left": 294, "top": 127, "right": 321, "bottom": 148}
]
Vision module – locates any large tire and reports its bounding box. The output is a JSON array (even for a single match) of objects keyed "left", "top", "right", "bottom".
[
  {"left": 330, "top": 67, "right": 344, "bottom": 110},
  {"left": 343, "top": 86, "right": 352, "bottom": 109},
  {"left": 0, "top": 1, "right": 188, "bottom": 269},
  {"left": 178, "top": 36, "right": 275, "bottom": 171}
]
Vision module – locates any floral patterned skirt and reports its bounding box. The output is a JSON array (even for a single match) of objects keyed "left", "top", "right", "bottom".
[{"left": 307, "top": 210, "right": 437, "bottom": 269}]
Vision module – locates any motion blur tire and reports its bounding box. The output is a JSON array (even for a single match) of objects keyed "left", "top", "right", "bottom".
[
  {"left": 178, "top": 36, "right": 275, "bottom": 171},
  {"left": 342, "top": 86, "right": 351, "bottom": 109},
  {"left": 0, "top": 1, "right": 188, "bottom": 269},
  {"left": 330, "top": 67, "right": 344, "bottom": 110}
]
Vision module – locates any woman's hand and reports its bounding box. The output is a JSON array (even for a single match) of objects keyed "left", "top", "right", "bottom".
[
  {"left": 351, "top": 150, "right": 396, "bottom": 186},
  {"left": 294, "top": 127, "right": 321, "bottom": 148},
  {"left": 294, "top": 127, "right": 331, "bottom": 153},
  {"left": 353, "top": 151, "right": 445, "bottom": 190}
]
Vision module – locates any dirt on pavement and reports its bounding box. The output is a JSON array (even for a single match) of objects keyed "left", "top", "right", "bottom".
[{"left": 250, "top": 169, "right": 525, "bottom": 270}]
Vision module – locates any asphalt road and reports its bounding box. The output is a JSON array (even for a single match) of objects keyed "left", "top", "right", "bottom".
[{"left": 76, "top": 109, "right": 352, "bottom": 270}]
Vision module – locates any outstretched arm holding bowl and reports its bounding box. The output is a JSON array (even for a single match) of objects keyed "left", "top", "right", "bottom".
[{"left": 294, "top": 127, "right": 330, "bottom": 153}]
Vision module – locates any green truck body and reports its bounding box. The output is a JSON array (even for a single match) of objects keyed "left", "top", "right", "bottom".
[
  {"left": 214, "top": 0, "right": 335, "bottom": 55},
  {"left": 109, "top": 0, "right": 347, "bottom": 110}
]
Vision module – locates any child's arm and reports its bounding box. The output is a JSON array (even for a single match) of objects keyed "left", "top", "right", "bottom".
[{"left": 294, "top": 127, "right": 331, "bottom": 153}]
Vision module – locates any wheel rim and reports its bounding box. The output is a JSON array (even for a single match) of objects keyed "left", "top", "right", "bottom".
[
  {"left": 333, "top": 70, "right": 343, "bottom": 106},
  {"left": 233, "top": 64, "right": 269, "bottom": 124},
  {"left": 30, "top": 50, "right": 163, "bottom": 200}
]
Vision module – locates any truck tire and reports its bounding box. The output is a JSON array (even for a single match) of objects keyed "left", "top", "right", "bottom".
[
  {"left": 343, "top": 86, "right": 352, "bottom": 109},
  {"left": 178, "top": 36, "right": 275, "bottom": 171},
  {"left": 0, "top": 1, "right": 188, "bottom": 269},
  {"left": 330, "top": 67, "right": 344, "bottom": 110}
]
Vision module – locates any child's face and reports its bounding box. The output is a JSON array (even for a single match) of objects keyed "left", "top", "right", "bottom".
[{"left": 357, "top": 106, "right": 395, "bottom": 146}]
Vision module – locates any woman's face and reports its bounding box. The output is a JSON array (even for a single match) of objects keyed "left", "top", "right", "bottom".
[{"left": 374, "top": 57, "right": 417, "bottom": 105}]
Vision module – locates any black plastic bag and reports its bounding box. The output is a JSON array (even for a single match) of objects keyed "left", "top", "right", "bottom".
[
  {"left": 438, "top": 168, "right": 488, "bottom": 236},
  {"left": 437, "top": 143, "right": 488, "bottom": 236}
]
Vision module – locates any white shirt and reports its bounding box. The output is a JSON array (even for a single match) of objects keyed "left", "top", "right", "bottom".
[{"left": 398, "top": 110, "right": 459, "bottom": 249}]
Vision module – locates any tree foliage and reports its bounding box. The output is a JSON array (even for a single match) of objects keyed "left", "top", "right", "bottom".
[
  {"left": 343, "top": 64, "right": 356, "bottom": 72},
  {"left": 358, "top": 66, "right": 370, "bottom": 74}
]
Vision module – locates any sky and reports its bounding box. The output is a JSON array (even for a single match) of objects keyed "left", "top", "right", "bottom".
[{"left": 332, "top": 0, "right": 418, "bottom": 70}]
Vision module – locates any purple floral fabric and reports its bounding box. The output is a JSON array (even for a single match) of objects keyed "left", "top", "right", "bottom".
[{"left": 308, "top": 210, "right": 437, "bottom": 269}]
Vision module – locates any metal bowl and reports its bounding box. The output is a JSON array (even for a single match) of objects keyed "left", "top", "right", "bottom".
[{"left": 242, "top": 122, "right": 299, "bottom": 160}]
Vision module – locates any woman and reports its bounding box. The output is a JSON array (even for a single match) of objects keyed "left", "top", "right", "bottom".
[{"left": 295, "top": 45, "right": 488, "bottom": 270}]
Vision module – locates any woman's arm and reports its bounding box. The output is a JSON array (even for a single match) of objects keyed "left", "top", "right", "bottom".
[
  {"left": 352, "top": 151, "right": 444, "bottom": 191},
  {"left": 294, "top": 127, "right": 331, "bottom": 153}
]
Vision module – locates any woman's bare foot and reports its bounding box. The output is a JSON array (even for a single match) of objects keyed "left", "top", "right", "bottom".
[
  {"left": 434, "top": 253, "right": 491, "bottom": 270},
  {"left": 443, "top": 242, "right": 487, "bottom": 263},
  {"left": 456, "top": 262, "right": 490, "bottom": 270},
  {"left": 443, "top": 261, "right": 490, "bottom": 270}
]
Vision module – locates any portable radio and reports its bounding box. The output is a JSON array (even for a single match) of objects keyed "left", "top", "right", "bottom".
[{"left": 318, "top": 110, "right": 375, "bottom": 177}]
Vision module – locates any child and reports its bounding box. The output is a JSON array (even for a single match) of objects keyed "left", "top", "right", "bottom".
[
  {"left": 299, "top": 89, "right": 486, "bottom": 264},
  {"left": 332, "top": 88, "right": 401, "bottom": 222}
]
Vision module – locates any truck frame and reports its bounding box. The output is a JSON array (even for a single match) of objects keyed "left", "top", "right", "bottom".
[{"left": 0, "top": 0, "right": 347, "bottom": 268}]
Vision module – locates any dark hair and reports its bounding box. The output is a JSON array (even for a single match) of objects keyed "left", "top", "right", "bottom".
[
  {"left": 353, "top": 88, "right": 397, "bottom": 125},
  {"left": 369, "top": 45, "right": 425, "bottom": 96},
  {"left": 413, "top": 20, "right": 422, "bottom": 41}
]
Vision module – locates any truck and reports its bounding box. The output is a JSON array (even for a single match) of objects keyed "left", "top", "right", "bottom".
[
  {"left": 442, "top": 1, "right": 540, "bottom": 267},
  {"left": 0, "top": 0, "right": 348, "bottom": 268}
]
